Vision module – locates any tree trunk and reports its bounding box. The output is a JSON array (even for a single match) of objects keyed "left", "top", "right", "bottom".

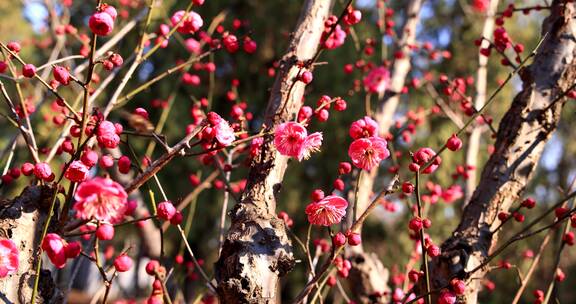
[
  {"left": 0, "top": 185, "right": 63, "bottom": 303},
  {"left": 428, "top": 2, "right": 576, "bottom": 303},
  {"left": 215, "top": 1, "right": 332, "bottom": 303},
  {"left": 348, "top": 1, "right": 423, "bottom": 302}
]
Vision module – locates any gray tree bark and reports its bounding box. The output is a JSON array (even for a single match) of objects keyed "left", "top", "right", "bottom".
[
  {"left": 428, "top": 2, "right": 576, "bottom": 303},
  {"left": 0, "top": 185, "right": 63, "bottom": 303},
  {"left": 215, "top": 1, "right": 332, "bottom": 303}
]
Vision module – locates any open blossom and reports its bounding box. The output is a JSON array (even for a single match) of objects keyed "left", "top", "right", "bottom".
[
  {"left": 0, "top": 238, "right": 18, "bottom": 277},
  {"left": 275, "top": 122, "right": 305, "bottom": 157},
  {"left": 64, "top": 160, "right": 89, "bottom": 182},
  {"left": 42, "top": 233, "right": 67, "bottom": 269},
  {"left": 363, "top": 66, "right": 390, "bottom": 94},
  {"left": 274, "top": 122, "right": 323, "bottom": 161},
  {"left": 214, "top": 119, "right": 235, "bottom": 146},
  {"left": 348, "top": 137, "right": 390, "bottom": 171},
  {"left": 349, "top": 116, "right": 379, "bottom": 139},
  {"left": 171, "top": 10, "right": 203, "bottom": 34},
  {"left": 299, "top": 132, "right": 323, "bottom": 160},
  {"left": 73, "top": 177, "right": 128, "bottom": 223},
  {"left": 305, "top": 195, "right": 348, "bottom": 226}
]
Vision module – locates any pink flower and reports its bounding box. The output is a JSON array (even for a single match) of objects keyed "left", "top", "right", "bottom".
[
  {"left": 274, "top": 122, "right": 323, "bottom": 161},
  {"left": 64, "top": 161, "right": 89, "bottom": 182},
  {"left": 223, "top": 34, "right": 239, "bottom": 53},
  {"left": 81, "top": 150, "right": 98, "bottom": 167},
  {"left": 349, "top": 116, "right": 379, "bottom": 139},
  {"left": 202, "top": 112, "right": 235, "bottom": 147},
  {"left": 22, "top": 64, "right": 36, "bottom": 78},
  {"left": 133, "top": 108, "right": 149, "bottom": 120},
  {"left": 305, "top": 195, "right": 348, "bottom": 226},
  {"left": 348, "top": 137, "right": 390, "bottom": 171},
  {"left": 64, "top": 241, "right": 81, "bottom": 259},
  {"left": 21, "top": 163, "right": 34, "bottom": 176},
  {"left": 118, "top": 156, "right": 131, "bottom": 174},
  {"left": 438, "top": 290, "right": 457, "bottom": 304},
  {"left": 34, "top": 162, "right": 53, "bottom": 180},
  {"left": 323, "top": 25, "right": 346, "bottom": 49},
  {"left": 97, "top": 121, "right": 120, "bottom": 148},
  {"left": 274, "top": 122, "right": 306, "bottom": 157},
  {"left": 250, "top": 137, "right": 264, "bottom": 157},
  {"left": 343, "top": 10, "right": 362, "bottom": 25},
  {"left": 52, "top": 65, "right": 70, "bottom": 85},
  {"left": 472, "top": 0, "right": 489, "bottom": 13},
  {"left": 0, "top": 238, "right": 18, "bottom": 277},
  {"left": 157, "top": 201, "right": 176, "bottom": 221},
  {"left": 53, "top": 65, "right": 70, "bottom": 85},
  {"left": 171, "top": 10, "right": 203, "bottom": 34},
  {"left": 96, "top": 223, "right": 115, "bottom": 240},
  {"left": 214, "top": 119, "right": 235, "bottom": 147},
  {"left": 73, "top": 177, "right": 128, "bottom": 223},
  {"left": 412, "top": 147, "right": 441, "bottom": 174},
  {"left": 89, "top": 11, "right": 114, "bottom": 36},
  {"left": 114, "top": 254, "right": 133, "bottom": 272},
  {"left": 363, "top": 66, "right": 390, "bottom": 94},
  {"left": 441, "top": 185, "right": 463, "bottom": 203},
  {"left": 299, "top": 132, "right": 323, "bottom": 161},
  {"left": 446, "top": 134, "right": 463, "bottom": 151},
  {"left": 42, "top": 233, "right": 67, "bottom": 269},
  {"left": 102, "top": 4, "right": 117, "bottom": 21},
  {"left": 185, "top": 38, "right": 201, "bottom": 54},
  {"left": 392, "top": 288, "right": 405, "bottom": 302}
]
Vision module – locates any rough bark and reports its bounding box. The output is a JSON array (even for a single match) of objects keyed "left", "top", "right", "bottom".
[
  {"left": 0, "top": 185, "right": 63, "bottom": 303},
  {"left": 348, "top": 1, "right": 423, "bottom": 302},
  {"left": 215, "top": 1, "right": 332, "bottom": 303},
  {"left": 464, "top": 0, "right": 500, "bottom": 204},
  {"left": 347, "top": 251, "right": 390, "bottom": 303},
  {"left": 428, "top": 2, "right": 576, "bottom": 303}
]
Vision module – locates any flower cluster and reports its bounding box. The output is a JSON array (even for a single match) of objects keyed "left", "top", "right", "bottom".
[
  {"left": 347, "top": 117, "right": 390, "bottom": 171},
  {"left": 198, "top": 112, "right": 236, "bottom": 147},
  {"left": 42, "top": 234, "right": 81, "bottom": 269}
]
